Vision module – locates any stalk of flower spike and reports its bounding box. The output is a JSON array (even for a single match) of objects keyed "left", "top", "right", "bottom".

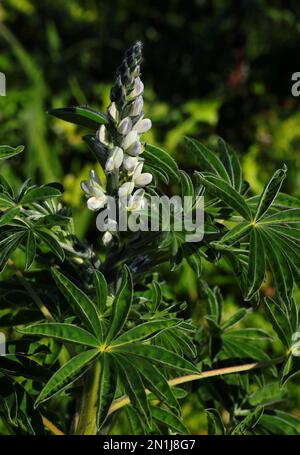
[{"left": 81, "top": 41, "right": 153, "bottom": 244}]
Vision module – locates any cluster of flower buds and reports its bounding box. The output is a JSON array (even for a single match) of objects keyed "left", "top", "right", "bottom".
[{"left": 81, "top": 41, "right": 153, "bottom": 245}]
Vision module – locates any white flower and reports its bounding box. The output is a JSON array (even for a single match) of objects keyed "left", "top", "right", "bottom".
[
  {"left": 131, "top": 77, "right": 144, "bottom": 97},
  {"left": 81, "top": 170, "right": 107, "bottom": 212},
  {"left": 133, "top": 117, "right": 152, "bottom": 134},
  {"left": 127, "top": 189, "right": 146, "bottom": 212},
  {"left": 118, "top": 181, "right": 134, "bottom": 199},
  {"left": 126, "top": 141, "right": 143, "bottom": 157},
  {"left": 130, "top": 96, "right": 143, "bottom": 116},
  {"left": 87, "top": 187, "right": 107, "bottom": 211},
  {"left": 108, "top": 102, "right": 118, "bottom": 121},
  {"left": 105, "top": 146, "right": 124, "bottom": 172},
  {"left": 133, "top": 162, "right": 153, "bottom": 187},
  {"left": 122, "top": 130, "right": 138, "bottom": 150},
  {"left": 96, "top": 125, "right": 109, "bottom": 145},
  {"left": 118, "top": 117, "right": 132, "bottom": 135},
  {"left": 123, "top": 155, "right": 138, "bottom": 175},
  {"left": 102, "top": 231, "right": 113, "bottom": 245}
]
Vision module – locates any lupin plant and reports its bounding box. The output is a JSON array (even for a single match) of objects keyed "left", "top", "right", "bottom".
[{"left": 1, "top": 42, "right": 300, "bottom": 436}]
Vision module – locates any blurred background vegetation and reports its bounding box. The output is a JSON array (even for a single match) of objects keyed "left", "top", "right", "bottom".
[{"left": 0, "top": 0, "right": 300, "bottom": 434}]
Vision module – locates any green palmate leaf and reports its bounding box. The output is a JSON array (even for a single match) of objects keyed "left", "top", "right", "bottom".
[
  {"left": 0, "top": 207, "right": 20, "bottom": 227},
  {"left": 21, "top": 185, "right": 62, "bottom": 204},
  {"left": 36, "top": 214, "right": 70, "bottom": 227},
  {"left": 260, "top": 208, "right": 300, "bottom": 224},
  {"left": 180, "top": 170, "right": 194, "bottom": 199},
  {"left": 18, "top": 323, "right": 99, "bottom": 348},
  {"left": 0, "top": 233, "right": 25, "bottom": 272},
  {"left": 111, "top": 319, "right": 180, "bottom": 347},
  {"left": 0, "top": 193, "right": 15, "bottom": 209},
  {"left": 266, "top": 228, "right": 300, "bottom": 287},
  {"left": 206, "top": 286, "right": 223, "bottom": 324},
  {"left": 115, "top": 344, "right": 198, "bottom": 374},
  {"left": 51, "top": 268, "right": 102, "bottom": 340},
  {"left": 106, "top": 265, "right": 133, "bottom": 343},
  {"left": 260, "top": 229, "right": 293, "bottom": 299},
  {"left": 218, "top": 138, "right": 234, "bottom": 185},
  {"left": 0, "top": 145, "right": 24, "bottom": 160},
  {"left": 246, "top": 228, "right": 265, "bottom": 300},
  {"left": 150, "top": 281, "right": 162, "bottom": 311},
  {"left": 125, "top": 407, "right": 147, "bottom": 435},
  {"left": 48, "top": 106, "right": 108, "bottom": 129},
  {"left": 225, "top": 328, "right": 272, "bottom": 341},
  {"left": 206, "top": 408, "right": 225, "bottom": 435},
  {"left": 128, "top": 356, "right": 179, "bottom": 412},
  {"left": 182, "top": 243, "right": 203, "bottom": 278},
  {"left": 221, "top": 308, "right": 248, "bottom": 330},
  {"left": 35, "top": 348, "right": 99, "bottom": 407},
  {"left": 36, "top": 230, "right": 65, "bottom": 261},
  {"left": 232, "top": 406, "right": 264, "bottom": 435},
  {"left": 281, "top": 355, "right": 300, "bottom": 386},
  {"left": 254, "top": 165, "right": 287, "bottom": 221},
  {"left": 195, "top": 172, "right": 252, "bottom": 220},
  {"left": 97, "top": 354, "right": 117, "bottom": 430},
  {"left": 216, "top": 221, "right": 252, "bottom": 245},
  {"left": 264, "top": 299, "right": 292, "bottom": 348},
  {"left": 112, "top": 353, "right": 151, "bottom": 425},
  {"left": 25, "top": 231, "right": 36, "bottom": 271},
  {"left": 144, "top": 144, "right": 180, "bottom": 182},
  {"left": 150, "top": 406, "right": 188, "bottom": 435},
  {"left": 272, "top": 225, "right": 300, "bottom": 244},
  {"left": 222, "top": 338, "right": 270, "bottom": 361},
  {"left": 185, "top": 137, "right": 231, "bottom": 183},
  {"left": 258, "top": 411, "right": 300, "bottom": 435},
  {"left": 93, "top": 270, "right": 107, "bottom": 314}
]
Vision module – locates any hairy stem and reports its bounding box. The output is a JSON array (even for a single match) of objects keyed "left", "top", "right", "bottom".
[
  {"left": 108, "top": 357, "right": 284, "bottom": 416},
  {"left": 75, "top": 360, "right": 101, "bottom": 435}
]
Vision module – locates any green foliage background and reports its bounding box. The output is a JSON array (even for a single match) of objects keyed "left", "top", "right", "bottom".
[{"left": 0, "top": 0, "right": 300, "bottom": 434}]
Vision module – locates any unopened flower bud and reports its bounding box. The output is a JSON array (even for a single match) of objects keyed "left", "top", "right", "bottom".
[
  {"left": 124, "top": 155, "right": 138, "bottom": 174},
  {"left": 133, "top": 117, "right": 152, "bottom": 134},
  {"left": 96, "top": 125, "right": 109, "bottom": 145},
  {"left": 107, "top": 102, "right": 118, "bottom": 121},
  {"left": 105, "top": 146, "right": 124, "bottom": 172},
  {"left": 117, "top": 117, "right": 132, "bottom": 135},
  {"left": 130, "top": 96, "right": 143, "bottom": 116},
  {"left": 131, "top": 77, "right": 144, "bottom": 97},
  {"left": 126, "top": 141, "right": 143, "bottom": 157},
  {"left": 122, "top": 130, "right": 138, "bottom": 150}
]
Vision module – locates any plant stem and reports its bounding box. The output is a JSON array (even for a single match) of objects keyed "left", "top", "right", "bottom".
[
  {"left": 42, "top": 416, "right": 64, "bottom": 435},
  {"left": 75, "top": 360, "right": 101, "bottom": 435},
  {"left": 108, "top": 357, "right": 284, "bottom": 416}
]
